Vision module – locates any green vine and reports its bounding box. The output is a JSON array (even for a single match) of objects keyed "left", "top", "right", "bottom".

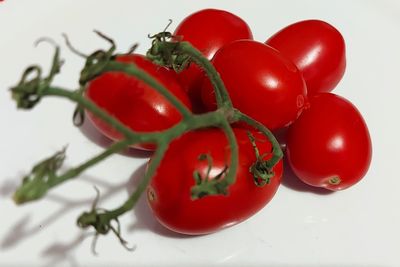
[{"left": 9, "top": 30, "right": 283, "bottom": 250}]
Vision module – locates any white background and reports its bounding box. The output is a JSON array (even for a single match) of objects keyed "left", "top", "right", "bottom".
[{"left": 1, "top": 0, "right": 399, "bottom": 266}]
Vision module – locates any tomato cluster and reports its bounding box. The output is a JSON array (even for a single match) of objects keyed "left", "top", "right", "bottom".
[{"left": 85, "top": 9, "right": 372, "bottom": 235}]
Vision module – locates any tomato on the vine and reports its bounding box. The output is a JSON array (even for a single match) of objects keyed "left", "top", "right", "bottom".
[
  {"left": 85, "top": 54, "right": 192, "bottom": 150},
  {"left": 201, "top": 40, "right": 307, "bottom": 130},
  {"left": 266, "top": 20, "right": 346, "bottom": 96},
  {"left": 147, "top": 128, "right": 283, "bottom": 235},
  {"left": 286, "top": 93, "right": 372, "bottom": 190},
  {"left": 174, "top": 8, "right": 253, "bottom": 112}
]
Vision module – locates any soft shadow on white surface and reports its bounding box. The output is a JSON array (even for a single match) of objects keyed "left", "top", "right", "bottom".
[
  {"left": 0, "top": 176, "right": 20, "bottom": 197},
  {"left": 1, "top": 1, "right": 400, "bottom": 265},
  {"left": 0, "top": 161, "right": 181, "bottom": 266},
  {"left": 0, "top": 172, "right": 128, "bottom": 250},
  {"left": 41, "top": 232, "right": 92, "bottom": 267}
]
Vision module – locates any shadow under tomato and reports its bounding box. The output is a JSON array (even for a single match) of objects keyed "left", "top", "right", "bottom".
[
  {"left": 126, "top": 164, "right": 195, "bottom": 239},
  {"left": 78, "top": 117, "right": 154, "bottom": 159},
  {"left": 281, "top": 157, "right": 334, "bottom": 195}
]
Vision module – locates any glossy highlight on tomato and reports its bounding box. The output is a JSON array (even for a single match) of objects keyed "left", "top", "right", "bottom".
[
  {"left": 174, "top": 8, "right": 253, "bottom": 111},
  {"left": 201, "top": 40, "right": 307, "bottom": 130},
  {"left": 147, "top": 128, "right": 283, "bottom": 235},
  {"left": 85, "top": 54, "right": 192, "bottom": 150},
  {"left": 266, "top": 20, "right": 346, "bottom": 96},
  {"left": 286, "top": 93, "right": 372, "bottom": 190}
]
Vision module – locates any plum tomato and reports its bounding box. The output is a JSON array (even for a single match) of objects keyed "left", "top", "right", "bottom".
[
  {"left": 201, "top": 40, "right": 307, "bottom": 130},
  {"left": 174, "top": 9, "right": 253, "bottom": 112},
  {"left": 286, "top": 93, "right": 372, "bottom": 191},
  {"left": 147, "top": 128, "right": 283, "bottom": 235},
  {"left": 85, "top": 54, "right": 192, "bottom": 150},
  {"left": 266, "top": 20, "right": 346, "bottom": 96}
]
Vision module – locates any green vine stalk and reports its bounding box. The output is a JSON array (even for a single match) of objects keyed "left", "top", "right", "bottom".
[{"left": 9, "top": 30, "right": 283, "bottom": 249}]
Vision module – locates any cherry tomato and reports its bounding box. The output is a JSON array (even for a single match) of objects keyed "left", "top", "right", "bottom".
[
  {"left": 286, "top": 93, "right": 372, "bottom": 190},
  {"left": 174, "top": 8, "right": 253, "bottom": 112},
  {"left": 147, "top": 128, "right": 283, "bottom": 235},
  {"left": 201, "top": 40, "right": 307, "bottom": 130},
  {"left": 266, "top": 20, "right": 346, "bottom": 96},
  {"left": 85, "top": 54, "right": 192, "bottom": 150}
]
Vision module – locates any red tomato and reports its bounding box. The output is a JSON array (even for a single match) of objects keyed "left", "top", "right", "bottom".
[
  {"left": 147, "top": 128, "right": 283, "bottom": 235},
  {"left": 266, "top": 20, "right": 346, "bottom": 96},
  {"left": 286, "top": 93, "right": 372, "bottom": 190},
  {"left": 201, "top": 40, "right": 307, "bottom": 130},
  {"left": 85, "top": 54, "right": 192, "bottom": 150},
  {"left": 174, "top": 9, "right": 253, "bottom": 112}
]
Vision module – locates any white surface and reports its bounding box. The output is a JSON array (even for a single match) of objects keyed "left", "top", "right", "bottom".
[{"left": 1, "top": 0, "right": 399, "bottom": 266}]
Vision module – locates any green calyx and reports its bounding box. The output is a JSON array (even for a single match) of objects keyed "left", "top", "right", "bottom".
[
  {"left": 146, "top": 30, "right": 192, "bottom": 72},
  {"left": 76, "top": 187, "right": 135, "bottom": 254},
  {"left": 191, "top": 154, "right": 229, "bottom": 199},
  {"left": 249, "top": 160, "right": 275, "bottom": 187},
  {"left": 78, "top": 31, "right": 117, "bottom": 86},
  {"left": 13, "top": 147, "right": 66, "bottom": 204},
  {"left": 11, "top": 38, "right": 63, "bottom": 109},
  {"left": 246, "top": 131, "right": 276, "bottom": 187}
]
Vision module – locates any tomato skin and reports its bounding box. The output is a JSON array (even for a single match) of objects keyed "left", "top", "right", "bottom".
[
  {"left": 286, "top": 93, "right": 372, "bottom": 191},
  {"left": 266, "top": 20, "right": 346, "bottom": 96},
  {"left": 174, "top": 9, "right": 253, "bottom": 112},
  {"left": 85, "top": 54, "right": 192, "bottom": 150},
  {"left": 201, "top": 40, "right": 307, "bottom": 130},
  {"left": 147, "top": 128, "right": 283, "bottom": 235}
]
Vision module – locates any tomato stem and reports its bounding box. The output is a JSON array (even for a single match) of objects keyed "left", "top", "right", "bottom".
[
  {"left": 13, "top": 84, "right": 236, "bottom": 203},
  {"left": 77, "top": 143, "right": 169, "bottom": 238},
  {"left": 191, "top": 120, "right": 238, "bottom": 199},
  {"left": 13, "top": 140, "right": 134, "bottom": 204},
  {"left": 13, "top": 147, "right": 67, "bottom": 204},
  {"left": 46, "top": 87, "right": 151, "bottom": 141},
  {"left": 146, "top": 34, "right": 233, "bottom": 109},
  {"left": 103, "top": 143, "right": 168, "bottom": 218},
  {"left": 234, "top": 111, "right": 283, "bottom": 169},
  {"left": 177, "top": 42, "right": 234, "bottom": 109},
  {"left": 9, "top": 32, "right": 280, "bottom": 249},
  {"left": 246, "top": 131, "right": 275, "bottom": 186}
]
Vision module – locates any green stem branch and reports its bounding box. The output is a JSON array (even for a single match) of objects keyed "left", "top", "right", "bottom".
[
  {"left": 234, "top": 111, "right": 283, "bottom": 167},
  {"left": 108, "top": 143, "right": 168, "bottom": 218},
  {"left": 51, "top": 139, "right": 132, "bottom": 187},
  {"left": 190, "top": 120, "right": 238, "bottom": 198},
  {"left": 177, "top": 42, "right": 233, "bottom": 109},
  {"left": 13, "top": 140, "right": 132, "bottom": 204},
  {"left": 179, "top": 42, "right": 232, "bottom": 108},
  {"left": 10, "top": 34, "right": 284, "bottom": 248},
  {"left": 45, "top": 87, "right": 146, "bottom": 141},
  {"left": 14, "top": 84, "right": 234, "bottom": 204},
  {"left": 146, "top": 38, "right": 233, "bottom": 110}
]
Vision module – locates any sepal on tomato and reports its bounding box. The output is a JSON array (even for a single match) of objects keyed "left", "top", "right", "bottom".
[{"left": 146, "top": 28, "right": 192, "bottom": 73}]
